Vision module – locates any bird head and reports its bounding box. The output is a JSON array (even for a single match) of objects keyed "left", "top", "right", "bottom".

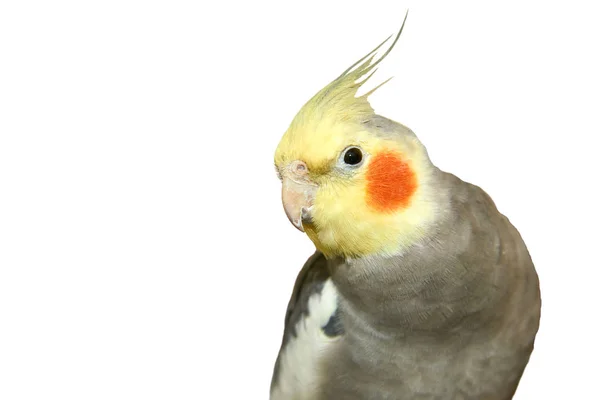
[{"left": 275, "top": 15, "right": 438, "bottom": 259}]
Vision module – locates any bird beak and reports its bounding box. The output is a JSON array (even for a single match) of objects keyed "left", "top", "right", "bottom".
[{"left": 281, "top": 161, "right": 317, "bottom": 232}]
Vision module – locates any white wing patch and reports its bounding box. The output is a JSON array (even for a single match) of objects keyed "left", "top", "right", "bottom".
[{"left": 271, "top": 279, "right": 340, "bottom": 400}]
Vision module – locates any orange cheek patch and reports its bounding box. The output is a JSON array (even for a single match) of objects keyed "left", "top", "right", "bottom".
[{"left": 365, "top": 151, "right": 417, "bottom": 212}]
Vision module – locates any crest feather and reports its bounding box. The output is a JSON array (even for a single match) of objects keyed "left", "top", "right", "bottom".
[{"left": 290, "top": 11, "right": 408, "bottom": 131}]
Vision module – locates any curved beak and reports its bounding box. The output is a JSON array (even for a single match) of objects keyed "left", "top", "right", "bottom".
[{"left": 281, "top": 164, "right": 317, "bottom": 232}]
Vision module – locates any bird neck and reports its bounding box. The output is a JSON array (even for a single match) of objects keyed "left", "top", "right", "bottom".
[{"left": 327, "top": 227, "right": 500, "bottom": 337}]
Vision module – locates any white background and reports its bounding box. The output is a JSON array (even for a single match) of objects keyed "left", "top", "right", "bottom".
[{"left": 1, "top": 1, "right": 599, "bottom": 399}]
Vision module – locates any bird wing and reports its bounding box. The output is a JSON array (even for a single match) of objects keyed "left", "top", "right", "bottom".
[{"left": 270, "top": 251, "right": 343, "bottom": 398}]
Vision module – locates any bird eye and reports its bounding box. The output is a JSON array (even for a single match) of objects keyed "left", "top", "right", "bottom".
[{"left": 343, "top": 147, "right": 363, "bottom": 165}]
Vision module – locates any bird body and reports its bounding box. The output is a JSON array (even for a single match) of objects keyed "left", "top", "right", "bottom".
[{"left": 271, "top": 15, "right": 540, "bottom": 400}]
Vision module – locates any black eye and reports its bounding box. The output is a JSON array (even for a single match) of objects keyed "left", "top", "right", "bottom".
[{"left": 343, "top": 147, "right": 363, "bottom": 165}]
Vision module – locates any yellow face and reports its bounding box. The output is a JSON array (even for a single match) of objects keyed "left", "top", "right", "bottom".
[
  {"left": 275, "top": 119, "right": 437, "bottom": 259},
  {"left": 275, "top": 14, "right": 434, "bottom": 258}
]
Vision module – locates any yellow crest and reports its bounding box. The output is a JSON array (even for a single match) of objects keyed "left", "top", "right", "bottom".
[{"left": 288, "top": 12, "right": 408, "bottom": 134}]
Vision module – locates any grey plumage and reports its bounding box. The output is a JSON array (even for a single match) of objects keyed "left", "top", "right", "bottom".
[
  {"left": 271, "top": 117, "right": 540, "bottom": 399},
  {"left": 270, "top": 252, "right": 335, "bottom": 393},
  {"left": 271, "top": 13, "right": 540, "bottom": 399}
]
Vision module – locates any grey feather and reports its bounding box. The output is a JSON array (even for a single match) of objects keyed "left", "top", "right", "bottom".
[
  {"left": 270, "top": 251, "right": 344, "bottom": 393},
  {"left": 270, "top": 116, "right": 540, "bottom": 399}
]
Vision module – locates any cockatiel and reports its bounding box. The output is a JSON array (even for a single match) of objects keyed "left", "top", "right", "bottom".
[{"left": 270, "top": 14, "right": 541, "bottom": 400}]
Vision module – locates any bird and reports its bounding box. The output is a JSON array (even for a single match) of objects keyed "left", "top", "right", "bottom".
[{"left": 270, "top": 13, "right": 541, "bottom": 400}]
